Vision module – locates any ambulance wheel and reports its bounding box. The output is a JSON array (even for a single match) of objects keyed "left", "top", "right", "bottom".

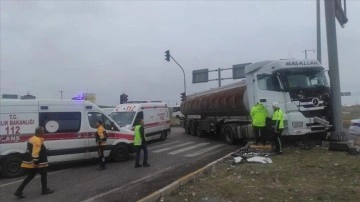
[
  {"left": 160, "top": 131, "right": 168, "bottom": 141},
  {"left": 224, "top": 126, "right": 235, "bottom": 145},
  {"left": 111, "top": 144, "right": 129, "bottom": 162},
  {"left": 1, "top": 154, "right": 24, "bottom": 178}
]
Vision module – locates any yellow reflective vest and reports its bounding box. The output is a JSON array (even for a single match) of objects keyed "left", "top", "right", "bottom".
[
  {"left": 21, "top": 135, "right": 48, "bottom": 169},
  {"left": 272, "top": 108, "right": 284, "bottom": 129},
  {"left": 134, "top": 125, "right": 142, "bottom": 146},
  {"left": 250, "top": 103, "right": 269, "bottom": 127}
]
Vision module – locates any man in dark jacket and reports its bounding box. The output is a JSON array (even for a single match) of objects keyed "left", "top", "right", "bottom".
[{"left": 14, "top": 126, "right": 54, "bottom": 198}]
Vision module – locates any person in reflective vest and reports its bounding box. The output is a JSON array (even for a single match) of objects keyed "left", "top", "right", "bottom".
[
  {"left": 250, "top": 102, "right": 269, "bottom": 145},
  {"left": 134, "top": 119, "right": 150, "bottom": 168},
  {"left": 96, "top": 120, "right": 108, "bottom": 170},
  {"left": 272, "top": 102, "right": 284, "bottom": 154},
  {"left": 14, "top": 126, "right": 54, "bottom": 198}
]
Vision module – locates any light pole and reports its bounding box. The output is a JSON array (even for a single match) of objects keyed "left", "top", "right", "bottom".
[
  {"left": 164, "top": 50, "right": 187, "bottom": 95},
  {"left": 302, "top": 49, "right": 315, "bottom": 59}
]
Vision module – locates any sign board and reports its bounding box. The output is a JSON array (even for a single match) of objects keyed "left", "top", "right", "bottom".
[
  {"left": 192, "top": 69, "right": 209, "bottom": 83},
  {"left": 232, "top": 63, "right": 251, "bottom": 79},
  {"left": 2, "top": 94, "right": 19, "bottom": 99},
  {"left": 335, "top": 0, "right": 348, "bottom": 27}
]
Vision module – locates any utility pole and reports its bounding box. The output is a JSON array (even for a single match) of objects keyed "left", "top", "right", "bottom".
[
  {"left": 59, "top": 90, "right": 63, "bottom": 99},
  {"left": 324, "top": 0, "right": 343, "bottom": 139},
  {"left": 164, "top": 50, "right": 187, "bottom": 95},
  {"left": 316, "top": 0, "right": 322, "bottom": 63},
  {"left": 302, "top": 49, "right": 315, "bottom": 59}
]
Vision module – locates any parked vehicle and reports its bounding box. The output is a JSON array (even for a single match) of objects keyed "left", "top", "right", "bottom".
[
  {"left": 110, "top": 102, "right": 171, "bottom": 141},
  {"left": 349, "top": 119, "right": 360, "bottom": 135},
  {"left": 0, "top": 99, "right": 134, "bottom": 178},
  {"left": 181, "top": 59, "right": 332, "bottom": 144},
  {"left": 170, "top": 105, "right": 184, "bottom": 119}
]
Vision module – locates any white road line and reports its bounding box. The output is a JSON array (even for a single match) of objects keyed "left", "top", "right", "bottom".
[
  {"left": 81, "top": 166, "right": 173, "bottom": 202},
  {"left": 185, "top": 144, "right": 226, "bottom": 157},
  {"left": 0, "top": 170, "right": 65, "bottom": 188},
  {"left": 149, "top": 140, "right": 181, "bottom": 149},
  {"left": 168, "top": 143, "right": 209, "bottom": 155},
  {"left": 152, "top": 142, "right": 194, "bottom": 153}
]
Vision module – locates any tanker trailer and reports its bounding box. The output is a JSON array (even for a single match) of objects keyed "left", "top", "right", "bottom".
[{"left": 181, "top": 59, "right": 332, "bottom": 144}]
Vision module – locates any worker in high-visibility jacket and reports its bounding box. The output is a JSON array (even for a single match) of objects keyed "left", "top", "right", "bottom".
[
  {"left": 250, "top": 102, "right": 269, "bottom": 145},
  {"left": 134, "top": 119, "right": 150, "bottom": 168},
  {"left": 272, "top": 102, "right": 284, "bottom": 154},
  {"left": 96, "top": 120, "right": 108, "bottom": 170},
  {"left": 14, "top": 126, "right": 54, "bottom": 198}
]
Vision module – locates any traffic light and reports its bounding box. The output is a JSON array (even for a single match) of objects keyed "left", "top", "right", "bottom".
[
  {"left": 180, "top": 92, "right": 186, "bottom": 102},
  {"left": 124, "top": 94, "right": 128, "bottom": 103},
  {"left": 165, "top": 50, "right": 170, "bottom": 62}
]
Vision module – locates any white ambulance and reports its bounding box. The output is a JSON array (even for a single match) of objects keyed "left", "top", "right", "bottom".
[
  {"left": 0, "top": 99, "right": 135, "bottom": 178},
  {"left": 110, "top": 102, "right": 171, "bottom": 141}
]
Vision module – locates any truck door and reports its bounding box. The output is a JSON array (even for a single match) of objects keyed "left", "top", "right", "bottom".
[{"left": 254, "top": 73, "right": 286, "bottom": 114}]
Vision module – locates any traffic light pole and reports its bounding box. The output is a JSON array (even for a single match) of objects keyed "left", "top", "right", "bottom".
[{"left": 169, "top": 55, "right": 187, "bottom": 95}]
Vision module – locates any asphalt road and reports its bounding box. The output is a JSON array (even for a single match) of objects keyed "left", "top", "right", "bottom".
[{"left": 0, "top": 127, "right": 239, "bottom": 202}]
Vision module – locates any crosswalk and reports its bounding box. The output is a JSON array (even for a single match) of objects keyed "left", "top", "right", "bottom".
[{"left": 149, "top": 141, "right": 227, "bottom": 158}]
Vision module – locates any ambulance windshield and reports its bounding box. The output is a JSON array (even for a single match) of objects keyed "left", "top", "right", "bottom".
[{"left": 110, "top": 112, "right": 136, "bottom": 127}]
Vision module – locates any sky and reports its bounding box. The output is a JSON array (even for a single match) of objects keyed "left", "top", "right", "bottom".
[{"left": 1, "top": 0, "right": 359, "bottom": 106}]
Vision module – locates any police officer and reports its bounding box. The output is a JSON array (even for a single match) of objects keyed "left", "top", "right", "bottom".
[
  {"left": 134, "top": 119, "right": 150, "bottom": 168},
  {"left": 14, "top": 126, "right": 54, "bottom": 198},
  {"left": 272, "top": 102, "right": 284, "bottom": 154},
  {"left": 250, "top": 102, "right": 269, "bottom": 145},
  {"left": 96, "top": 120, "right": 107, "bottom": 170}
]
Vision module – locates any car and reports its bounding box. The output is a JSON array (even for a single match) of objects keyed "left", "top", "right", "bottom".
[
  {"left": 171, "top": 105, "right": 184, "bottom": 119},
  {"left": 349, "top": 119, "right": 360, "bottom": 135}
]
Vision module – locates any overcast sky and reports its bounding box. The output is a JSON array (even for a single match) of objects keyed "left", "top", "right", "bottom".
[{"left": 1, "top": 0, "right": 359, "bottom": 106}]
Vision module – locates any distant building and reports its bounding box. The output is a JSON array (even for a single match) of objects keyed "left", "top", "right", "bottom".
[{"left": 20, "top": 94, "right": 36, "bottom": 99}]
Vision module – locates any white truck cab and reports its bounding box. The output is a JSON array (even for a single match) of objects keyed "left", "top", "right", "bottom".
[
  {"left": 110, "top": 102, "right": 171, "bottom": 141},
  {"left": 0, "top": 99, "right": 134, "bottom": 178}
]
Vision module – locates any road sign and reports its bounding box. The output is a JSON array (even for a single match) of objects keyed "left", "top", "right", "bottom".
[
  {"left": 232, "top": 63, "right": 251, "bottom": 79},
  {"left": 192, "top": 69, "right": 209, "bottom": 83}
]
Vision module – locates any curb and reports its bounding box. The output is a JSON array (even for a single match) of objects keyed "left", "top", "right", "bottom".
[{"left": 137, "top": 150, "right": 236, "bottom": 202}]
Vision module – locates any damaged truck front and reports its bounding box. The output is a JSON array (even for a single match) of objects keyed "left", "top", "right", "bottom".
[{"left": 180, "top": 59, "right": 332, "bottom": 144}]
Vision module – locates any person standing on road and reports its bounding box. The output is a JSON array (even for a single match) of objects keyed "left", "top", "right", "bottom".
[
  {"left": 96, "top": 120, "right": 108, "bottom": 170},
  {"left": 250, "top": 102, "right": 269, "bottom": 145},
  {"left": 272, "top": 102, "right": 284, "bottom": 154},
  {"left": 14, "top": 126, "right": 54, "bottom": 198},
  {"left": 134, "top": 118, "right": 150, "bottom": 168}
]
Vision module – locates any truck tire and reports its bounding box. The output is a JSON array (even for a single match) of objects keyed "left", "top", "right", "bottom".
[
  {"left": 190, "top": 123, "right": 197, "bottom": 136},
  {"left": 111, "top": 144, "right": 129, "bottom": 162},
  {"left": 1, "top": 154, "right": 24, "bottom": 178},
  {"left": 196, "top": 126, "right": 204, "bottom": 137},
  {"left": 185, "top": 126, "right": 191, "bottom": 135},
  {"left": 160, "top": 131, "right": 168, "bottom": 141},
  {"left": 224, "top": 126, "right": 235, "bottom": 145}
]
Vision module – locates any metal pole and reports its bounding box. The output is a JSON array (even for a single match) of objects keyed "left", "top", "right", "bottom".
[
  {"left": 59, "top": 90, "right": 63, "bottom": 99},
  {"left": 324, "top": 0, "right": 343, "bottom": 136},
  {"left": 218, "top": 68, "right": 221, "bottom": 87},
  {"left": 305, "top": 50, "right": 308, "bottom": 59},
  {"left": 316, "top": 0, "right": 322, "bottom": 63},
  {"left": 170, "top": 55, "right": 186, "bottom": 95}
]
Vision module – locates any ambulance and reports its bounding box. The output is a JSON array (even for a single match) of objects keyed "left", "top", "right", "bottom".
[
  {"left": 0, "top": 99, "right": 135, "bottom": 178},
  {"left": 110, "top": 102, "right": 171, "bottom": 141}
]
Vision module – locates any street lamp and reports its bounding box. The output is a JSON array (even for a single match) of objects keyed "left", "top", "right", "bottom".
[{"left": 164, "top": 50, "right": 187, "bottom": 95}]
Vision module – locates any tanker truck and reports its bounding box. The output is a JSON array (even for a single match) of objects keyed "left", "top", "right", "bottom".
[{"left": 180, "top": 59, "right": 332, "bottom": 144}]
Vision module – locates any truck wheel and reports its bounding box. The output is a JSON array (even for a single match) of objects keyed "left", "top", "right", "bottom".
[
  {"left": 160, "top": 131, "right": 168, "bottom": 141},
  {"left": 224, "top": 127, "right": 235, "bottom": 145},
  {"left": 1, "top": 154, "right": 24, "bottom": 178},
  {"left": 111, "top": 144, "right": 129, "bottom": 162},
  {"left": 185, "top": 126, "right": 191, "bottom": 135},
  {"left": 190, "top": 123, "right": 197, "bottom": 136},
  {"left": 196, "top": 126, "right": 204, "bottom": 137}
]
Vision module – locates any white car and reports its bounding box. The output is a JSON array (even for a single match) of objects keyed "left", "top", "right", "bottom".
[{"left": 349, "top": 119, "right": 360, "bottom": 135}]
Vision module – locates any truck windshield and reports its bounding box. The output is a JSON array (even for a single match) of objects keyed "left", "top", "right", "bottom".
[
  {"left": 110, "top": 112, "right": 135, "bottom": 127},
  {"left": 283, "top": 68, "right": 329, "bottom": 90}
]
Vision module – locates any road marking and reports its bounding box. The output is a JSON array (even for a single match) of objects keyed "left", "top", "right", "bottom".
[
  {"left": 81, "top": 166, "right": 173, "bottom": 202},
  {"left": 185, "top": 144, "right": 226, "bottom": 157},
  {"left": 152, "top": 142, "right": 194, "bottom": 153},
  {"left": 149, "top": 140, "right": 181, "bottom": 149},
  {"left": 168, "top": 143, "right": 209, "bottom": 155},
  {"left": 0, "top": 170, "right": 65, "bottom": 188}
]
